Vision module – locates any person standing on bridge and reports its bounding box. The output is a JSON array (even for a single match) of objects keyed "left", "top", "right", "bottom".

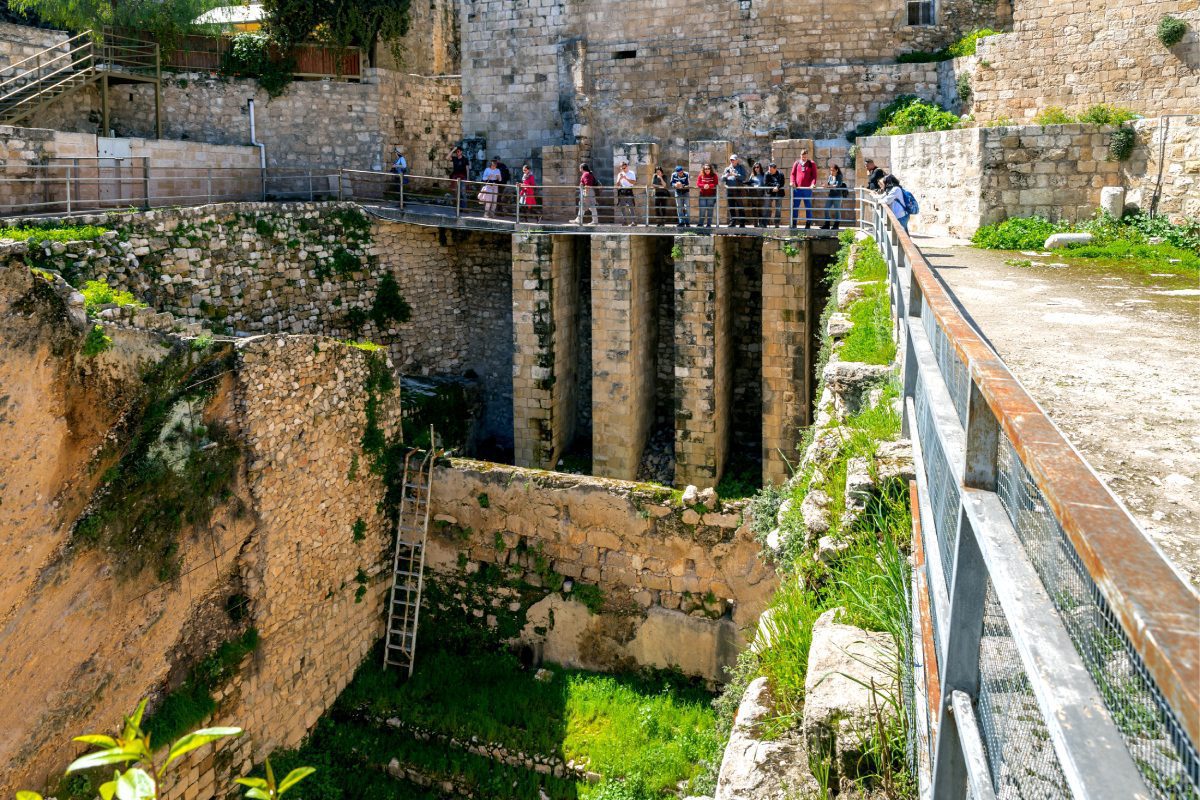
[
  {"left": 651, "top": 167, "right": 672, "bottom": 226},
  {"left": 449, "top": 146, "right": 470, "bottom": 212},
  {"left": 696, "top": 163, "right": 718, "bottom": 229},
  {"left": 670, "top": 165, "right": 691, "bottom": 227},
  {"left": 748, "top": 162, "right": 767, "bottom": 227},
  {"left": 790, "top": 149, "right": 817, "bottom": 228},
  {"left": 519, "top": 163, "right": 540, "bottom": 221},
  {"left": 722, "top": 154, "right": 748, "bottom": 226},
  {"left": 822, "top": 162, "right": 848, "bottom": 230},
  {"left": 479, "top": 159, "right": 502, "bottom": 218},
  {"left": 881, "top": 174, "right": 911, "bottom": 231},
  {"left": 763, "top": 162, "right": 785, "bottom": 227},
  {"left": 574, "top": 163, "right": 600, "bottom": 225},
  {"left": 615, "top": 161, "right": 638, "bottom": 225}
]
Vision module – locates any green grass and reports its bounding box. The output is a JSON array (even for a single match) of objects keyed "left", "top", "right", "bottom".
[
  {"left": 0, "top": 224, "right": 108, "bottom": 242},
  {"left": 333, "top": 643, "right": 723, "bottom": 799},
  {"left": 841, "top": 281, "right": 896, "bottom": 365}
]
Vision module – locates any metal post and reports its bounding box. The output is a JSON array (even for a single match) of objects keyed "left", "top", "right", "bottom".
[
  {"left": 644, "top": 185, "right": 650, "bottom": 227},
  {"left": 65, "top": 162, "right": 72, "bottom": 214},
  {"left": 337, "top": 168, "right": 344, "bottom": 201},
  {"left": 308, "top": 170, "right": 314, "bottom": 201},
  {"left": 142, "top": 158, "right": 151, "bottom": 210},
  {"left": 578, "top": 185, "right": 584, "bottom": 224},
  {"left": 100, "top": 74, "right": 109, "bottom": 138},
  {"left": 154, "top": 44, "right": 162, "bottom": 140},
  {"left": 398, "top": 171, "right": 404, "bottom": 210},
  {"left": 515, "top": 186, "right": 521, "bottom": 227},
  {"left": 206, "top": 167, "right": 212, "bottom": 204},
  {"left": 456, "top": 179, "right": 462, "bottom": 219}
]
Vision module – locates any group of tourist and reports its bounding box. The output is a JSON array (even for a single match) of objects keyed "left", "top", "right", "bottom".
[{"left": 442, "top": 145, "right": 915, "bottom": 231}]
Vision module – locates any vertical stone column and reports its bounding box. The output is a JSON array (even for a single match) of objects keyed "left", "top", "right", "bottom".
[
  {"left": 673, "top": 235, "right": 733, "bottom": 488},
  {"left": 688, "top": 140, "right": 733, "bottom": 222},
  {"left": 591, "top": 235, "right": 656, "bottom": 480},
  {"left": 539, "top": 144, "right": 584, "bottom": 222},
  {"left": 761, "top": 237, "right": 811, "bottom": 485},
  {"left": 512, "top": 234, "right": 579, "bottom": 469}
]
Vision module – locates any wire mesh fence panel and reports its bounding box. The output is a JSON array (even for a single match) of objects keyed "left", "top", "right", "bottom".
[
  {"left": 976, "top": 580, "right": 1072, "bottom": 799},
  {"left": 914, "top": 370, "right": 961, "bottom": 606},
  {"left": 996, "top": 435, "right": 1200, "bottom": 800},
  {"left": 921, "top": 297, "right": 969, "bottom": 427}
]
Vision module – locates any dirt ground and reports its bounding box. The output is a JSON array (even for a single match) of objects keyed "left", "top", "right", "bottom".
[{"left": 914, "top": 236, "right": 1200, "bottom": 589}]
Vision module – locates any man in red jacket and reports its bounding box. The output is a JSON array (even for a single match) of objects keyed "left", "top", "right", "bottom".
[{"left": 789, "top": 149, "right": 817, "bottom": 229}]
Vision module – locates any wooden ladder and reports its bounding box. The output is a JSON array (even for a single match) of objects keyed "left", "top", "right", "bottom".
[{"left": 382, "top": 439, "right": 436, "bottom": 676}]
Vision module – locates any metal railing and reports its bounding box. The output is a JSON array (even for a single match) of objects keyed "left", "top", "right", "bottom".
[
  {"left": 340, "top": 169, "right": 856, "bottom": 232},
  {"left": 861, "top": 197, "right": 1200, "bottom": 799},
  {"left": 109, "top": 28, "right": 364, "bottom": 80},
  {"left": 0, "top": 161, "right": 339, "bottom": 216}
]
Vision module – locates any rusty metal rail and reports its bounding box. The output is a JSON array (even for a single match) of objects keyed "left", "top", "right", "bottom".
[{"left": 862, "top": 199, "right": 1199, "bottom": 799}]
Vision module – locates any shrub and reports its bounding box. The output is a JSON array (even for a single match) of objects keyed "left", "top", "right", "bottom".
[
  {"left": 875, "top": 96, "right": 959, "bottom": 136},
  {"left": 80, "top": 324, "right": 112, "bottom": 357},
  {"left": 1158, "top": 15, "right": 1188, "bottom": 47},
  {"left": 972, "top": 216, "right": 1068, "bottom": 250},
  {"left": 1077, "top": 104, "right": 1139, "bottom": 126},
  {"left": 1033, "top": 106, "right": 1074, "bottom": 125},
  {"left": 0, "top": 224, "right": 107, "bottom": 242},
  {"left": 956, "top": 73, "right": 972, "bottom": 104},
  {"left": 369, "top": 273, "right": 412, "bottom": 327},
  {"left": 80, "top": 279, "right": 145, "bottom": 314},
  {"left": 1108, "top": 127, "right": 1136, "bottom": 161},
  {"left": 221, "top": 33, "right": 296, "bottom": 97},
  {"left": 947, "top": 28, "right": 999, "bottom": 58}
]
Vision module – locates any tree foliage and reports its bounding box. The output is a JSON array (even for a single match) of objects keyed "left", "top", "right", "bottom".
[
  {"left": 261, "top": 0, "right": 411, "bottom": 64},
  {"left": 9, "top": 0, "right": 222, "bottom": 47}
]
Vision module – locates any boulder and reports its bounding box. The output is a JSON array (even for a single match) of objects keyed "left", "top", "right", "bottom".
[
  {"left": 827, "top": 312, "right": 853, "bottom": 339},
  {"left": 823, "top": 362, "right": 892, "bottom": 416},
  {"left": 875, "top": 440, "right": 915, "bottom": 485},
  {"left": 800, "top": 488, "right": 832, "bottom": 543},
  {"left": 697, "top": 486, "right": 719, "bottom": 511},
  {"left": 814, "top": 535, "right": 849, "bottom": 564},
  {"left": 802, "top": 608, "right": 898, "bottom": 783},
  {"left": 1044, "top": 232, "right": 1093, "bottom": 249},
  {"left": 682, "top": 484, "right": 699, "bottom": 506},
  {"left": 843, "top": 456, "right": 874, "bottom": 525},
  {"left": 714, "top": 677, "right": 817, "bottom": 800}
]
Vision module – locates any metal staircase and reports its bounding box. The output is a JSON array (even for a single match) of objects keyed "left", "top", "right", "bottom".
[
  {"left": 383, "top": 441, "right": 437, "bottom": 676},
  {"left": 0, "top": 30, "right": 161, "bottom": 135}
]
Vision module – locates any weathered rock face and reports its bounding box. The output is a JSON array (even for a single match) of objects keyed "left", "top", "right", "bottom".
[
  {"left": 823, "top": 361, "right": 893, "bottom": 418},
  {"left": 714, "top": 677, "right": 816, "bottom": 800},
  {"left": 802, "top": 608, "right": 899, "bottom": 784}
]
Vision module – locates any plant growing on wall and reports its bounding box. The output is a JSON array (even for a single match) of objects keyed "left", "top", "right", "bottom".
[
  {"left": 16, "top": 698, "right": 313, "bottom": 800},
  {"left": 1157, "top": 15, "right": 1188, "bottom": 47},
  {"left": 262, "top": 0, "right": 411, "bottom": 67},
  {"left": 221, "top": 33, "right": 296, "bottom": 98},
  {"left": 10, "top": 0, "right": 224, "bottom": 51},
  {"left": 1108, "top": 127, "right": 1136, "bottom": 162},
  {"left": 81, "top": 324, "right": 113, "bottom": 357},
  {"left": 369, "top": 273, "right": 412, "bottom": 328}
]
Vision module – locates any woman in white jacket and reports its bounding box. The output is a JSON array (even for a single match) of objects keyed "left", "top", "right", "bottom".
[{"left": 881, "top": 174, "right": 910, "bottom": 231}]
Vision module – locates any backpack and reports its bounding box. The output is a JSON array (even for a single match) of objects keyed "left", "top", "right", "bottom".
[
  {"left": 902, "top": 188, "right": 920, "bottom": 215},
  {"left": 497, "top": 162, "right": 511, "bottom": 183}
]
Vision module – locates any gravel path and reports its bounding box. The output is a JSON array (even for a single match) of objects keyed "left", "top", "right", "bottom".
[{"left": 914, "top": 235, "right": 1200, "bottom": 589}]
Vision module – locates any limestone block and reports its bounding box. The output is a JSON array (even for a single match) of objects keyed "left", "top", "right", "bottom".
[
  {"left": 714, "top": 677, "right": 816, "bottom": 800},
  {"left": 1099, "top": 186, "right": 1125, "bottom": 218},
  {"left": 1045, "top": 232, "right": 1094, "bottom": 249},
  {"left": 802, "top": 608, "right": 898, "bottom": 782}
]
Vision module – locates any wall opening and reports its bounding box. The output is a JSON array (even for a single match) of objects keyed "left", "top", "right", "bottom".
[
  {"left": 561, "top": 237, "right": 593, "bottom": 473},
  {"left": 639, "top": 237, "right": 677, "bottom": 484},
  {"left": 612, "top": 49, "right": 637, "bottom": 60},
  {"left": 726, "top": 237, "right": 763, "bottom": 490}
]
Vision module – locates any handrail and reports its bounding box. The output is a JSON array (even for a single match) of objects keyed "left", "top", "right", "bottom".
[
  {"left": 0, "top": 40, "right": 93, "bottom": 95},
  {"left": 888, "top": 203, "right": 1200, "bottom": 747},
  {"left": 0, "top": 30, "right": 90, "bottom": 75}
]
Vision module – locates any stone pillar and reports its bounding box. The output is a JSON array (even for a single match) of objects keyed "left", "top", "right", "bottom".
[
  {"left": 673, "top": 235, "right": 733, "bottom": 488},
  {"left": 512, "top": 234, "right": 579, "bottom": 469},
  {"left": 539, "top": 144, "right": 584, "bottom": 223},
  {"left": 591, "top": 235, "right": 656, "bottom": 480},
  {"left": 688, "top": 140, "right": 733, "bottom": 223},
  {"left": 613, "top": 142, "right": 660, "bottom": 223},
  {"left": 761, "top": 237, "right": 811, "bottom": 485}
]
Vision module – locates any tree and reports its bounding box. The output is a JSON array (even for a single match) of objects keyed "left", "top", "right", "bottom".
[
  {"left": 261, "top": 0, "right": 411, "bottom": 66},
  {"left": 8, "top": 0, "right": 223, "bottom": 48}
]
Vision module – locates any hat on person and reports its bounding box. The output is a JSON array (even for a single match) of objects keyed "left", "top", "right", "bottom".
[
  {"left": 674, "top": 165, "right": 683, "bottom": 171},
  {"left": 768, "top": 162, "right": 777, "bottom": 167},
  {"left": 730, "top": 154, "right": 739, "bottom": 160}
]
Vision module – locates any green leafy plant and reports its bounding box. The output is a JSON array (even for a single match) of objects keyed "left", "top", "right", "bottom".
[
  {"left": 81, "top": 279, "right": 145, "bottom": 315},
  {"left": 352, "top": 517, "right": 367, "bottom": 542},
  {"left": 369, "top": 273, "right": 412, "bottom": 328},
  {"left": 476, "top": 492, "right": 490, "bottom": 508},
  {"left": 946, "top": 28, "right": 998, "bottom": 57},
  {"left": 16, "top": 699, "right": 244, "bottom": 800},
  {"left": 236, "top": 759, "right": 316, "bottom": 800},
  {"left": 670, "top": 243, "right": 683, "bottom": 260},
  {"left": 1, "top": 224, "right": 107, "bottom": 242},
  {"left": 1077, "top": 104, "right": 1138, "bottom": 126},
  {"left": 781, "top": 241, "right": 800, "bottom": 258},
  {"left": 872, "top": 96, "right": 959, "bottom": 136},
  {"left": 972, "top": 216, "right": 1068, "bottom": 250},
  {"left": 263, "top": 0, "right": 411, "bottom": 65},
  {"left": 221, "top": 33, "right": 296, "bottom": 97},
  {"left": 81, "top": 324, "right": 113, "bottom": 357},
  {"left": 1158, "top": 15, "right": 1188, "bottom": 47},
  {"left": 955, "top": 73, "right": 972, "bottom": 104},
  {"left": 1108, "top": 127, "right": 1136, "bottom": 161},
  {"left": 1033, "top": 106, "right": 1074, "bottom": 125}
]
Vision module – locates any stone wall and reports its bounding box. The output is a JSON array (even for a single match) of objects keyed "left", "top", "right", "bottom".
[
  {"left": 761, "top": 238, "right": 814, "bottom": 484},
  {"left": 426, "top": 460, "right": 778, "bottom": 680},
  {"left": 971, "top": 0, "right": 1199, "bottom": 124},
  {"left": 866, "top": 116, "right": 1199, "bottom": 237},
  {"left": 4, "top": 203, "right": 515, "bottom": 447},
  {"left": 459, "top": 0, "right": 1005, "bottom": 176},
  {"left": 0, "top": 21, "right": 67, "bottom": 73}
]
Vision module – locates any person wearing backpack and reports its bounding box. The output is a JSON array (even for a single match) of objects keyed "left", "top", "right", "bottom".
[{"left": 881, "top": 174, "right": 918, "bottom": 231}]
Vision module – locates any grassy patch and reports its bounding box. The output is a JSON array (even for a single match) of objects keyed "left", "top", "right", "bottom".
[
  {"left": 80, "top": 279, "right": 146, "bottom": 314},
  {"left": 0, "top": 224, "right": 108, "bottom": 242},
  {"left": 144, "top": 628, "right": 259, "bottom": 747},
  {"left": 333, "top": 644, "right": 722, "bottom": 799},
  {"left": 840, "top": 281, "right": 896, "bottom": 365}
]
